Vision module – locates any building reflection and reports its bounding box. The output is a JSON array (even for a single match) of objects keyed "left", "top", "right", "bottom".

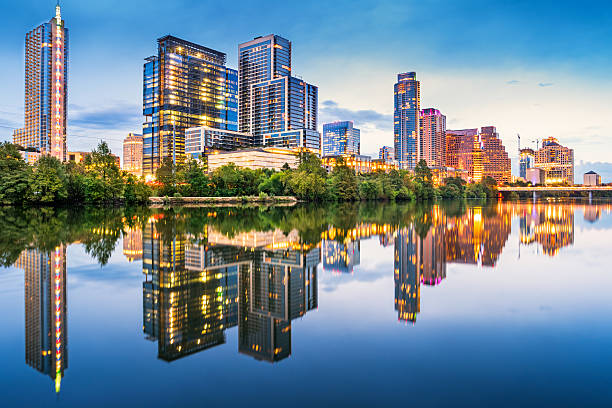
[
  {"left": 123, "top": 227, "right": 143, "bottom": 261},
  {"left": 518, "top": 203, "right": 574, "bottom": 256},
  {"left": 17, "top": 246, "right": 68, "bottom": 394},
  {"left": 142, "top": 216, "right": 318, "bottom": 363}
]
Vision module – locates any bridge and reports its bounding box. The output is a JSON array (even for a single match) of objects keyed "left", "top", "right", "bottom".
[{"left": 498, "top": 186, "right": 612, "bottom": 202}]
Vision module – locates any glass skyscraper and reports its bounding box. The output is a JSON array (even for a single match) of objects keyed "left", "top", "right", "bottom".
[
  {"left": 142, "top": 36, "right": 238, "bottom": 176},
  {"left": 322, "top": 121, "right": 360, "bottom": 157},
  {"left": 14, "top": 4, "right": 68, "bottom": 162},
  {"left": 394, "top": 72, "right": 420, "bottom": 169},
  {"left": 239, "top": 35, "right": 319, "bottom": 148}
]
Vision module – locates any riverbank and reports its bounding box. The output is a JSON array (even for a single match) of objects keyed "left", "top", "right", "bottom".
[{"left": 148, "top": 195, "right": 298, "bottom": 207}]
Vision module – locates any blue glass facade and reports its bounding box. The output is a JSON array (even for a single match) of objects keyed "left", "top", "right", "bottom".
[
  {"left": 322, "top": 121, "right": 360, "bottom": 157},
  {"left": 394, "top": 72, "right": 420, "bottom": 170},
  {"left": 263, "top": 129, "right": 321, "bottom": 154},
  {"left": 142, "top": 36, "right": 238, "bottom": 175}
]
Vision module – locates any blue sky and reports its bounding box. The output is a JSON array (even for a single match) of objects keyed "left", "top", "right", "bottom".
[{"left": 0, "top": 0, "right": 611, "bottom": 179}]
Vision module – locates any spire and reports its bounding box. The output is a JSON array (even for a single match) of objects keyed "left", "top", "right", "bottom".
[{"left": 55, "top": 1, "right": 61, "bottom": 22}]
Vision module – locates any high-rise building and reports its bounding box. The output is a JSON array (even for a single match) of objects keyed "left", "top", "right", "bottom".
[
  {"left": 142, "top": 36, "right": 238, "bottom": 176},
  {"left": 322, "top": 121, "right": 360, "bottom": 157},
  {"left": 17, "top": 246, "right": 68, "bottom": 394},
  {"left": 394, "top": 72, "right": 420, "bottom": 169},
  {"left": 185, "top": 126, "right": 253, "bottom": 160},
  {"left": 534, "top": 137, "right": 574, "bottom": 185},
  {"left": 446, "top": 129, "right": 483, "bottom": 181},
  {"left": 480, "top": 126, "right": 511, "bottom": 184},
  {"left": 419, "top": 108, "right": 446, "bottom": 167},
  {"left": 519, "top": 148, "right": 535, "bottom": 179},
  {"left": 379, "top": 146, "right": 394, "bottom": 162},
  {"left": 238, "top": 35, "right": 319, "bottom": 147},
  {"left": 123, "top": 133, "right": 143, "bottom": 176},
  {"left": 15, "top": 4, "right": 68, "bottom": 161}
]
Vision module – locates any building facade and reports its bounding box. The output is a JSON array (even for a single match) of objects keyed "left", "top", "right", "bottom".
[
  {"left": 446, "top": 129, "right": 483, "bottom": 181},
  {"left": 583, "top": 171, "right": 601, "bottom": 186},
  {"left": 15, "top": 4, "right": 68, "bottom": 162},
  {"left": 519, "top": 148, "right": 535, "bottom": 179},
  {"left": 394, "top": 72, "right": 420, "bottom": 169},
  {"left": 238, "top": 35, "right": 318, "bottom": 146},
  {"left": 379, "top": 146, "right": 394, "bottom": 162},
  {"left": 480, "top": 126, "right": 511, "bottom": 184},
  {"left": 322, "top": 121, "right": 360, "bottom": 157},
  {"left": 207, "top": 147, "right": 299, "bottom": 172},
  {"left": 123, "top": 133, "right": 143, "bottom": 176},
  {"left": 142, "top": 36, "right": 238, "bottom": 175},
  {"left": 419, "top": 108, "right": 446, "bottom": 167},
  {"left": 534, "top": 137, "right": 574, "bottom": 185},
  {"left": 185, "top": 126, "right": 253, "bottom": 160},
  {"left": 263, "top": 129, "right": 321, "bottom": 154}
]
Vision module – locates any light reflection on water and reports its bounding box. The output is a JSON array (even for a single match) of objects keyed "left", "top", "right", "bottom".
[{"left": 2, "top": 201, "right": 612, "bottom": 407}]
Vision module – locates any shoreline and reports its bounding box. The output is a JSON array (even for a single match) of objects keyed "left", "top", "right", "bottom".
[{"left": 148, "top": 195, "right": 298, "bottom": 207}]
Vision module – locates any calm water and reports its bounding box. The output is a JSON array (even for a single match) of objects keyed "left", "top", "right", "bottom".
[{"left": 1, "top": 201, "right": 612, "bottom": 407}]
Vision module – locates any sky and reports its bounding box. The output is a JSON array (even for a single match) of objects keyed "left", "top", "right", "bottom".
[{"left": 0, "top": 0, "right": 611, "bottom": 180}]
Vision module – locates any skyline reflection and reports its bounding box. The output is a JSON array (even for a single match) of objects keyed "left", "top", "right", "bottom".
[{"left": 7, "top": 201, "right": 612, "bottom": 393}]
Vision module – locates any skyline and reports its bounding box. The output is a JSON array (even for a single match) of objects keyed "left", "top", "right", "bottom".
[{"left": 1, "top": 0, "right": 611, "bottom": 179}]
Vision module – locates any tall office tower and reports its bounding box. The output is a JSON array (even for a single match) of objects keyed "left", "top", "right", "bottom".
[
  {"left": 239, "top": 35, "right": 319, "bottom": 148},
  {"left": 142, "top": 36, "right": 238, "bottom": 176},
  {"left": 394, "top": 227, "right": 420, "bottom": 323},
  {"left": 17, "top": 245, "right": 68, "bottom": 394},
  {"left": 519, "top": 148, "right": 535, "bottom": 179},
  {"left": 446, "top": 129, "right": 483, "bottom": 181},
  {"left": 379, "top": 146, "right": 394, "bottom": 162},
  {"left": 394, "top": 72, "right": 420, "bottom": 169},
  {"left": 15, "top": 4, "right": 68, "bottom": 161},
  {"left": 534, "top": 137, "right": 574, "bottom": 185},
  {"left": 419, "top": 108, "right": 446, "bottom": 167},
  {"left": 322, "top": 121, "right": 360, "bottom": 157},
  {"left": 122, "top": 133, "right": 143, "bottom": 176},
  {"left": 480, "top": 126, "right": 511, "bottom": 184},
  {"left": 238, "top": 35, "right": 291, "bottom": 136}
]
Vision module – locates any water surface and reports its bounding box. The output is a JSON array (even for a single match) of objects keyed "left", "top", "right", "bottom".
[{"left": 1, "top": 201, "right": 612, "bottom": 407}]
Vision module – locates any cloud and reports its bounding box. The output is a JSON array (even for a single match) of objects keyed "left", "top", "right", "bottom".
[
  {"left": 320, "top": 100, "right": 393, "bottom": 131},
  {"left": 506, "top": 80, "right": 520, "bottom": 85},
  {"left": 70, "top": 102, "right": 142, "bottom": 130},
  {"left": 538, "top": 82, "right": 554, "bottom": 87}
]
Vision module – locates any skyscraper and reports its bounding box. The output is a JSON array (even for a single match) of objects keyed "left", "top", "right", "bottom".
[
  {"left": 142, "top": 36, "right": 238, "bottom": 176},
  {"left": 519, "top": 148, "right": 535, "bottom": 179},
  {"left": 419, "top": 108, "right": 446, "bottom": 167},
  {"left": 534, "top": 137, "right": 574, "bottom": 185},
  {"left": 17, "top": 246, "right": 68, "bottom": 394},
  {"left": 238, "top": 35, "right": 319, "bottom": 148},
  {"left": 14, "top": 3, "right": 68, "bottom": 162},
  {"left": 379, "top": 146, "right": 394, "bottom": 162},
  {"left": 394, "top": 72, "right": 420, "bottom": 169},
  {"left": 480, "top": 126, "right": 511, "bottom": 184},
  {"left": 322, "top": 121, "right": 360, "bottom": 157},
  {"left": 446, "top": 129, "right": 483, "bottom": 181},
  {"left": 122, "top": 133, "right": 143, "bottom": 176}
]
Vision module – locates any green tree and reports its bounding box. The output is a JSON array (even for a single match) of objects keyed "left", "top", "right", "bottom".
[
  {"left": 0, "top": 143, "right": 32, "bottom": 205},
  {"left": 330, "top": 159, "right": 359, "bottom": 201},
  {"left": 28, "top": 155, "right": 68, "bottom": 203}
]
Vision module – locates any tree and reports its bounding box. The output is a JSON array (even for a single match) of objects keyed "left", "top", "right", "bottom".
[
  {"left": 330, "top": 160, "right": 359, "bottom": 201},
  {"left": 28, "top": 155, "right": 68, "bottom": 203},
  {"left": 0, "top": 142, "right": 31, "bottom": 205}
]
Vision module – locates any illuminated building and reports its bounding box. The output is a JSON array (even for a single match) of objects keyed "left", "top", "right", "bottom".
[
  {"left": 185, "top": 126, "right": 253, "bottom": 161},
  {"left": 122, "top": 133, "right": 143, "bottom": 177},
  {"left": 394, "top": 72, "right": 420, "bottom": 169},
  {"left": 526, "top": 167, "right": 545, "bottom": 185},
  {"left": 18, "top": 148, "right": 42, "bottom": 164},
  {"left": 583, "top": 171, "right": 601, "bottom": 186},
  {"left": 238, "top": 35, "right": 318, "bottom": 146},
  {"left": 67, "top": 151, "right": 87, "bottom": 163},
  {"left": 379, "top": 146, "right": 394, "bottom": 162},
  {"left": 394, "top": 227, "right": 419, "bottom": 323},
  {"left": 371, "top": 158, "right": 399, "bottom": 173},
  {"left": 480, "top": 126, "right": 511, "bottom": 184},
  {"left": 446, "top": 129, "right": 483, "bottom": 181},
  {"left": 519, "top": 148, "right": 535, "bottom": 180},
  {"left": 321, "top": 154, "right": 373, "bottom": 173},
  {"left": 419, "top": 108, "right": 446, "bottom": 167},
  {"left": 123, "top": 228, "right": 143, "bottom": 261},
  {"left": 14, "top": 3, "right": 67, "bottom": 162},
  {"left": 263, "top": 129, "right": 321, "bottom": 155},
  {"left": 206, "top": 147, "right": 299, "bottom": 171},
  {"left": 142, "top": 36, "right": 238, "bottom": 175},
  {"left": 17, "top": 245, "right": 67, "bottom": 394},
  {"left": 322, "top": 121, "right": 360, "bottom": 156},
  {"left": 534, "top": 137, "right": 574, "bottom": 185}
]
